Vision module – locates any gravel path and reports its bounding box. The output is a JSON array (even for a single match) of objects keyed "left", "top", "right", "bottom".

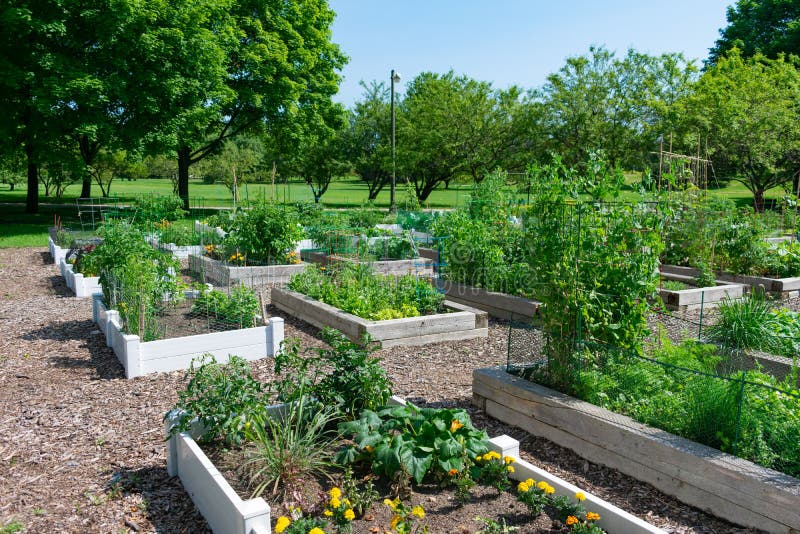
[{"left": 0, "top": 247, "right": 758, "bottom": 533}]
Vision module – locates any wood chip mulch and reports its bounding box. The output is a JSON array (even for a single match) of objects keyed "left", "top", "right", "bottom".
[{"left": 0, "top": 247, "right": 760, "bottom": 533}]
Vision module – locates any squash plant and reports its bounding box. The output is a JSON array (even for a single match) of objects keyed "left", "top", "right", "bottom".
[{"left": 336, "top": 403, "right": 489, "bottom": 484}]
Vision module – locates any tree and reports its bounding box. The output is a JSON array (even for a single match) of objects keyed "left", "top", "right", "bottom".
[
  {"left": 396, "top": 71, "right": 527, "bottom": 202},
  {"left": 0, "top": 149, "right": 24, "bottom": 191},
  {"left": 147, "top": 0, "right": 347, "bottom": 210},
  {"left": 201, "top": 137, "right": 265, "bottom": 202},
  {"left": 87, "top": 149, "right": 141, "bottom": 197},
  {"left": 299, "top": 125, "right": 350, "bottom": 204},
  {"left": 345, "top": 81, "right": 392, "bottom": 200},
  {"left": 537, "top": 46, "right": 697, "bottom": 171},
  {"left": 677, "top": 51, "right": 800, "bottom": 211},
  {"left": 708, "top": 0, "right": 800, "bottom": 66}
]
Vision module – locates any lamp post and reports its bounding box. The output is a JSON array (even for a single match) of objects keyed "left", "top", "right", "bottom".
[{"left": 390, "top": 69, "right": 401, "bottom": 212}]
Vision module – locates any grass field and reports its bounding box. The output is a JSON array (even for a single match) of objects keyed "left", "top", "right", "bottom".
[{"left": 0, "top": 174, "right": 788, "bottom": 248}]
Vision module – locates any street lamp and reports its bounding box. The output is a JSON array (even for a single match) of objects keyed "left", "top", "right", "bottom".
[{"left": 390, "top": 69, "right": 401, "bottom": 212}]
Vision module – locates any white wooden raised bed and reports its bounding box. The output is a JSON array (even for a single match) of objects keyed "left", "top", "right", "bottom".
[
  {"left": 60, "top": 259, "right": 102, "bottom": 297},
  {"left": 472, "top": 366, "right": 800, "bottom": 534},
  {"left": 189, "top": 254, "right": 307, "bottom": 287},
  {"left": 165, "top": 395, "right": 664, "bottom": 534},
  {"left": 436, "top": 279, "right": 539, "bottom": 320},
  {"left": 303, "top": 250, "right": 435, "bottom": 277},
  {"left": 48, "top": 234, "right": 68, "bottom": 265},
  {"left": 145, "top": 235, "right": 203, "bottom": 260},
  {"left": 658, "top": 271, "right": 744, "bottom": 311},
  {"left": 271, "top": 287, "right": 487, "bottom": 347},
  {"left": 662, "top": 264, "right": 800, "bottom": 298},
  {"left": 92, "top": 295, "right": 284, "bottom": 379}
]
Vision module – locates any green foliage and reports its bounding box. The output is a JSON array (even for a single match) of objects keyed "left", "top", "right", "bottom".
[
  {"left": 136, "top": 195, "right": 186, "bottom": 223},
  {"left": 273, "top": 328, "right": 392, "bottom": 420},
  {"left": 223, "top": 202, "right": 304, "bottom": 265},
  {"left": 167, "top": 354, "right": 267, "bottom": 447},
  {"left": 288, "top": 264, "right": 443, "bottom": 321},
  {"left": 578, "top": 338, "right": 800, "bottom": 477},
  {"left": 367, "top": 234, "right": 417, "bottom": 261},
  {"left": 0, "top": 520, "right": 24, "bottom": 534},
  {"left": 336, "top": 404, "right": 489, "bottom": 485},
  {"left": 659, "top": 279, "right": 689, "bottom": 291},
  {"left": 432, "top": 171, "right": 530, "bottom": 296},
  {"left": 705, "top": 294, "right": 783, "bottom": 354},
  {"left": 397, "top": 210, "right": 440, "bottom": 233},
  {"left": 340, "top": 467, "right": 380, "bottom": 519},
  {"left": 245, "top": 395, "right": 339, "bottom": 502},
  {"left": 708, "top": 0, "right": 800, "bottom": 65},
  {"left": 191, "top": 285, "right": 260, "bottom": 328},
  {"left": 473, "top": 451, "right": 513, "bottom": 494},
  {"left": 82, "top": 220, "right": 182, "bottom": 339},
  {"left": 474, "top": 516, "right": 519, "bottom": 533},
  {"left": 524, "top": 162, "right": 664, "bottom": 390}
]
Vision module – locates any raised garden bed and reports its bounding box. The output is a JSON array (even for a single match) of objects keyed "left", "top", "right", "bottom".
[
  {"left": 189, "top": 254, "right": 307, "bottom": 287},
  {"left": 92, "top": 295, "right": 284, "bottom": 379},
  {"left": 60, "top": 259, "right": 102, "bottom": 297},
  {"left": 302, "top": 250, "right": 435, "bottom": 277},
  {"left": 662, "top": 264, "right": 800, "bottom": 298},
  {"left": 48, "top": 233, "right": 68, "bottom": 265},
  {"left": 472, "top": 366, "right": 800, "bottom": 534},
  {"left": 657, "top": 272, "right": 744, "bottom": 311},
  {"left": 436, "top": 279, "right": 539, "bottom": 320},
  {"left": 145, "top": 235, "right": 203, "bottom": 260},
  {"left": 166, "top": 396, "right": 665, "bottom": 534},
  {"left": 271, "top": 287, "right": 487, "bottom": 347}
]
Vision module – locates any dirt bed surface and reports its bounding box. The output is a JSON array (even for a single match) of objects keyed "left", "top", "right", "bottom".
[{"left": 0, "top": 247, "right": 759, "bottom": 533}]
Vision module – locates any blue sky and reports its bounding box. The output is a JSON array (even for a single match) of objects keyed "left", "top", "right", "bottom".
[{"left": 329, "top": 0, "right": 732, "bottom": 106}]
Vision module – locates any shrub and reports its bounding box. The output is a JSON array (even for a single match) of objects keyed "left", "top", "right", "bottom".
[
  {"left": 136, "top": 194, "right": 186, "bottom": 223},
  {"left": 192, "top": 284, "right": 260, "bottom": 328},
  {"left": 224, "top": 202, "right": 304, "bottom": 264}
]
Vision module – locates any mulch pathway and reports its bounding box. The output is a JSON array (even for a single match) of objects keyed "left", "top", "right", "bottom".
[{"left": 0, "top": 248, "right": 760, "bottom": 533}]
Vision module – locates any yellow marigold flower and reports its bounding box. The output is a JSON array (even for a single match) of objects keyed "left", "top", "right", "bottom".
[
  {"left": 309, "top": 529, "right": 325, "bottom": 534},
  {"left": 450, "top": 419, "right": 464, "bottom": 433},
  {"left": 586, "top": 512, "right": 601, "bottom": 521},
  {"left": 329, "top": 487, "right": 342, "bottom": 499},
  {"left": 390, "top": 515, "right": 400, "bottom": 529},
  {"left": 344, "top": 508, "right": 355, "bottom": 521},
  {"left": 344, "top": 499, "right": 351, "bottom": 506},
  {"left": 566, "top": 516, "right": 579, "bottom": 526},
  {"left": 537, "top": 481, "right": 549, "bottom": 491},
  {"left": 329, "top": 496, "right": 341, "bottom": 509},
  {"left": 544, "top": 484, "right": 555, "bottom": 495},
  {"left": 323, "top": 510, "right": 333, "bottom": 517},
  {"left": 525, "top": 478, "right": 535, "bottom": 487},
  {"left": 487, "top": 451, "right": 501, "bottom": 460},
  {"left": 364, "top": 445, "right": 373, "bottom": 453},
  {"left": 517, "top": 481, "right": 530, "bottom": 493},
  {"left": 384, "top": 498, "right": 398, "bottom": 511},
  {"left": 507, "top": 465, "right": 515, "bottom": 473},
  {"left": 274, "top": 516, "right": 290, "bottom": 533},
  {"left": 474, "top": 455, "right": 482, "bottom": 462},
  {"left": 575, "top": 491, "right": 586, "bottom": 502},
  {"left": 411, "top": 505, "right": 425, "bottom": 519},
  {"left": 504, "top": 456, "right": 515, "bottom": 464}
]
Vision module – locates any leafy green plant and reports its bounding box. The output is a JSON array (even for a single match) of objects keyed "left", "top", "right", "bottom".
[
  {"left": 339, "top": 467, "right": 379, "bottom": 518},
  {"left": 474, "top": 516, "right": 519, "bottom": 533},
  {"left": 166, "top": 354, "right": 267, "bottom": 446},
  {"left": 659, "top": 279, "right": 689, "bottom": 291},
  {"left": 136, "top": 194, "right": 186, "bottom": 223},
  {"left": 322, "top": 486, "right": 356, "bottom": 533},
  {"left": 245, "top": 394, "right": 339, "bottom": 503},
  {"left": 191, "top": 285, "right": 260, "bottom": 328},
  {"left": 223, "top": 202, "right": 304, "bottom": 265},
  {"left": 272, "top": 513, "right": 329, "bottom": 534},
  {"left": 473, "top": 450, "right": 514, "bottom": 493},
  {"left": 336, "top": 404, "right": 489, "bottom": 484},
  {"left": 515, "top": 478, "right": 554, "bottom": 516},
  {"left": 273, "top": 328, "right": 392, "bottom": 420},
  {"left": 288, "top": 263, "right": 444, "bottom": 321}
]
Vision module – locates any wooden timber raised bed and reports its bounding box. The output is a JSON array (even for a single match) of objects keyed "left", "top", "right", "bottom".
[
  {"left": 662, "top": 264, "right": 800, "bottom": 298},
  {"left": 435, "top": 279, "right": 539, "bottom": 320},
  {"left": 472, "top": 366, "right": 800, "bottom": 534},
  {"left": 302, "top": 250, "right": 435, "bottom": 277},
  {"left": 271, "top": 287, "right": 487, "bottom": 348},
  {"left": 189, "top": 254, "right": 307, "bottom": 287},
  {"left": 658, "top": 271, "right": 744, "bottom": 311}
]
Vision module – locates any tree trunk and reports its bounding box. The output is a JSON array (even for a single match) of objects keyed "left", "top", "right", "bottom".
[
  {"left": 80, "top": 176, "right": 91, "bottom": 198},
  {"left": 25, "top": 144, "right": 38, "bottom": 214},
  {"left": 753, "top": 189, "right": 765, "bottom": 213},
  {"left": 9, "top": 183, "right": 14, "bottom": 191},
  {"left": 177, "top": 146, "right": 191, "bottom": 211}
]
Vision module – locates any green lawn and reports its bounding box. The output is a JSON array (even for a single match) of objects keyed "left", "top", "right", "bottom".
[{"left": 0, "top": 173, "right": 785, "bottom": 249}]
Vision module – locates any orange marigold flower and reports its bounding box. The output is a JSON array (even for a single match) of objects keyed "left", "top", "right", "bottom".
[
  {"left": 566, "top": 515, "right": 579, "bottom": 526},
  {"left": 448, "top": 468, "right": 459, "bottom": 476},
  {"left": 586, "top": 512, "right": 601, "bottom": 521}
]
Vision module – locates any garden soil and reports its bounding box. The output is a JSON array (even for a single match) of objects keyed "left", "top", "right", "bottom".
[{"left": 0, "top": 248, "right": 760, "bottom": 533}]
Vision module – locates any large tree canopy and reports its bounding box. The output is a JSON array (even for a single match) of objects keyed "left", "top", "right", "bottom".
[
  {"left": 677, "top": 51, "right": 800, "bottom": 211},
  {"left": 708, "top": 0, "right": 800, "bottom": 66}
]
